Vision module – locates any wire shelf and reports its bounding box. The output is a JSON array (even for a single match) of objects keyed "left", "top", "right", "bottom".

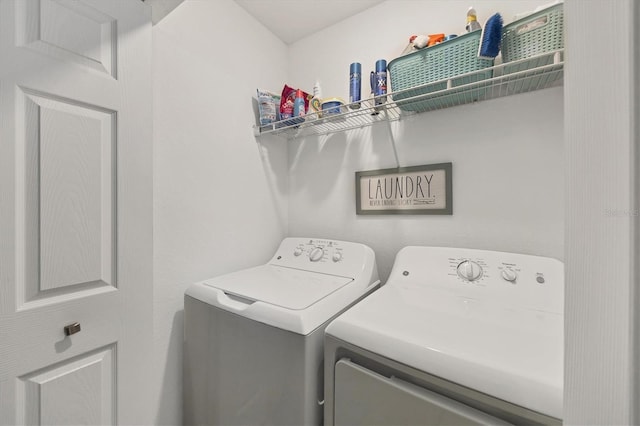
[{"left": 255, "top": 49, "right": 564, "bottom": 140}]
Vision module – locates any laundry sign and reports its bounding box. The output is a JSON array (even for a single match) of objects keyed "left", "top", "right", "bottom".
[{"left": 355, "top": 163, "right": 452, "bottom": 215}]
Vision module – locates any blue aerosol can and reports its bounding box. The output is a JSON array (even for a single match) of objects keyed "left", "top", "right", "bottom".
[
  {"left": 370, "top": 59, "right": 387, "bottom": 107},
  {"left": 349, "top": 62, "right": 361, "bottom": 109},
  {"left": 293, "top": 89, "right": 305, "bottom": 118}
]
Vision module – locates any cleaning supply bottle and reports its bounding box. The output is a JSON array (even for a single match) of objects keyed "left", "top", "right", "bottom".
[
  {"left": 371, "top": 59, "right": 387, "bottom": 106},
  {"left": 427, "top": 33, "right": 445, "bottom": 47},
  {"left": 400, "top": 35, "right": 418, "bottom": 55},
  {"left": 466, "top": 7, "right": 482, "bottom": 32},
  {"left": 293, "top": 89, "right": 305, "bottom": 121},
  {"left": 349, "top": 62, "right": 361, "bottom": 109},
  {"left": 308, "top": 81, "right": 323, "bottom": 119}
]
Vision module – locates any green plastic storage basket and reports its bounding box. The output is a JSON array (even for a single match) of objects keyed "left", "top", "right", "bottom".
[
  {"left": 389, "top": 30, "right": 493, "bottom": 112},
  {"left": 501, "top": 3, "right": 564, "bottom": 65}
]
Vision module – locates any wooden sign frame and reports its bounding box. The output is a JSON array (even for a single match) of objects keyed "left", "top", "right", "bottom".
[{"left": 355, "top": 163, "right": 453, "bottom": 215}]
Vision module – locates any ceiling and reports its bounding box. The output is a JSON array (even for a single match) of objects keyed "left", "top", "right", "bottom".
[
  {"left": 233, "top": 0, "right": 385, "bottom": 44},
  {"left": 145, "top": 0, "right": 185, "bottom": 25}
]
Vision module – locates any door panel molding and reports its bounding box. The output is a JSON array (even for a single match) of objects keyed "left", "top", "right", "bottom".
[
  {"left": 15, "top": 0, "right": 117, "bottom": 78},
  {"left": 15, "top": 86, "right": 117, "bottom": 310},
  {"left": 17, "top": 343, "right": 117, "bottom": 425}
]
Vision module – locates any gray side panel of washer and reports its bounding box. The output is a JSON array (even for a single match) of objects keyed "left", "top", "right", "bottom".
[
  {"left": 184, "top": 295, "right": 324, "bottom": 426},
  {"left": 324, "top": 335, "right": 562, "bottom": 426},
  {"left": 334, "top": 359, "right": 511, "bottom": 425}
]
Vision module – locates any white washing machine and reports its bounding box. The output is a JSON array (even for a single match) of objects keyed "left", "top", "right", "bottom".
[
  {"left": 324, "top": 246, "right": 563, "bottom": 425},
  {"left": 183, "top": 237, "right": 379, "bottom": 426}
]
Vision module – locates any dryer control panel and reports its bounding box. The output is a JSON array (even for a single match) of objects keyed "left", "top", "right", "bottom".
[
  {"left": 389, "top": 247, "right": 563, "bottom": 314},
  {"left": 269, "top": 238, "right": 377, "bottom": 280}
]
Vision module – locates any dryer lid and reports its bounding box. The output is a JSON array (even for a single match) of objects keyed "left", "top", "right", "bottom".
[
  {"left": 325, "top": 245, "right": 564, "bottom": 420},
  {"left": 203, "top": 265, "right": 353, "bottom": 310},
  {"left": 326, "top": 284, "right": 563, "bottom": 419}
]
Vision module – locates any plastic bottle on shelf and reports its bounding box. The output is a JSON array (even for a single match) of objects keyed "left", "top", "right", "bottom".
[
  {"left": 308, "top": 81, "right": 323, "bottom": 120},
  {"left": 400, "top": 35, "right": 418, "bottom": 55},
  {"left": 466, "top": 7, "right": 482, "bottom": 32},
  {"left": 293, "top": 89, "right": 305, "bottom": 118},
  {"left": 349, "top": 62, "right": 361, "bottom": 109},
  {"left": 372, "top": 59, "right": 387, "bottom": 106}
]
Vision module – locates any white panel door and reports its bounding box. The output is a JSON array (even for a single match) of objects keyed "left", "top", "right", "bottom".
[{"left": 0, "top": 0, "right": 153, "bottom": 424}]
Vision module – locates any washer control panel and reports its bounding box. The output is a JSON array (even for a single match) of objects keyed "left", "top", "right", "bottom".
[
  {"left": 270, "top": 238, "right": 376, "bottom": 279},
  {"left": 392, "top": 247, "right": 564, "bottom": 314},
  {"left": 288, "top": 239, "right": 345, "bottom": 263}
]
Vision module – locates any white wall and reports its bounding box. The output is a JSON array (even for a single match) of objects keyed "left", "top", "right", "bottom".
[
  {"left": 287, "top": 0, "right": 564, "bottom": 280},
  {"left": 152, "top": 1, "right": 288, "bottom": 424}
]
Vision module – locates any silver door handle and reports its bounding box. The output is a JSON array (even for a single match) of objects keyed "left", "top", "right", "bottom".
[{"left": 64, "top": 322, "right": 81, "bottom": 336}]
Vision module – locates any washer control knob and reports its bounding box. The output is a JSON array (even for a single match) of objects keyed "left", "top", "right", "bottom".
[
  {"left": 457, "top": 260, "right": 483, "bottom": 281},
  {"left": 501, "top": 268, "right": 517, "bottom": 282},
  {"left": 332, "top": 252, "right": 343, "bottom": 262},
  {"left": 293, "top": 247, "right": 303, "bottom": 257},
  {"left": 309, "top": 247, "right": 324, "bottom": 262}
]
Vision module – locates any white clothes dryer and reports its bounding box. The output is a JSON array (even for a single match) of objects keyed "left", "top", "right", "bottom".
[
  {"left": 184, "top": 237, "right": 379, "bottom": 426},
  {"left": 324, "top": 246, "right": 563, "bottom": 425}
]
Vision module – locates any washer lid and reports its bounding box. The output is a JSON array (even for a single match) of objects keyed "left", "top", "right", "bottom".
[{"left": 203, "top": 265, "right": 353, "bottom": 310}]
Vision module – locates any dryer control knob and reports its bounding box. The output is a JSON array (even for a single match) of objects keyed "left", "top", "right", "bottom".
[
  {"left": 309, "top": 247, "right": 324, "bottom": 262},
  {"left": 293, "top": 247, "right": 303, "bottom": 256},
  {"left": 457, "top": 260, "right": 483, "bottom": 281},
  {"left": 332, "top": 252, "right": 343, "bottom": 262},
  {"left": 501, "top": 268, "right": 517, "bottom": 282}
]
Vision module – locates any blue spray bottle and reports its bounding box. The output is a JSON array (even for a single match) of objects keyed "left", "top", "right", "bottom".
[
  {"left": 292, "top": 88, "right": 305, "bottom": 125},
  {"left": 349, "top": 62, "right": 361, "bottom": 109},
  {"left": 370, "top": 59, "right": 387, "bottom": 107}
]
